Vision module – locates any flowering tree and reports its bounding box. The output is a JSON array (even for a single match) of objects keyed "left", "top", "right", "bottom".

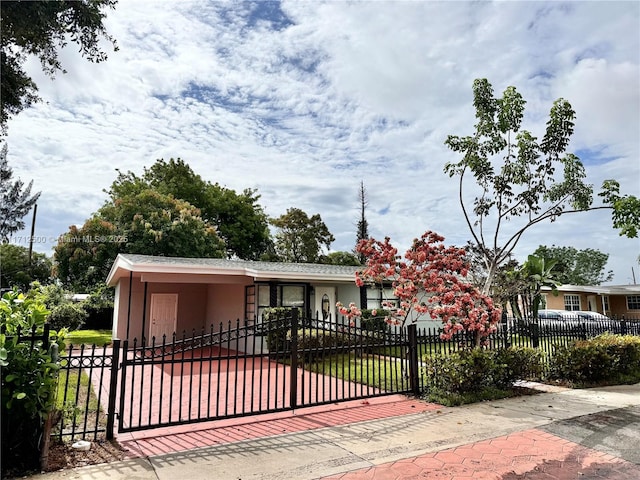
[{"left": 337, "top": 231, "right": 501, "bottom": 347}]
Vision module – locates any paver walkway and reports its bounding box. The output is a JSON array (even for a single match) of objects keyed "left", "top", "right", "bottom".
[{"left": 321, "top": 428, "right": 640, "bottom": 479}]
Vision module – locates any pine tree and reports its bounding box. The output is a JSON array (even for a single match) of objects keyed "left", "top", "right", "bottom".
[
  {"left": 355, "top": 181, "right": 369, "bottom": 263},
  {"left": 0, "top": 144, "right": 40, "bottom": 241}
]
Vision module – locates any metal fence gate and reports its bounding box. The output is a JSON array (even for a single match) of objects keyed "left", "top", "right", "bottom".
[
  {"left": 116, "top": 310, "right": 419, "bottom": 433},
  {"left": 8, "top": 315, "right": 640, "bottom": 440}
]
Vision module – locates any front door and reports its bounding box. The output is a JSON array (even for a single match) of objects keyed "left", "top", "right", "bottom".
[
  {"left": 314, "top": 286, "right": 336, "bottom": 320},
  {"left": 587, "top": 295, "right": 596, "bottom": 312},
  {"left": 149, "top": 293, "right": 178, "bottom": 342}
]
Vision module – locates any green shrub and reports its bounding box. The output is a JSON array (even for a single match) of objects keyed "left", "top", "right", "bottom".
[
  {"left": 294, "top": 329, "right": 350, "bottom": 362},
  {"left": 494, "top": 347, "right": 543, "bottom": 387},
  {"left": 46, "top": 302, "right": 88, "bottom": 332},
  {"left": 1, "top": 290, "right": 65, "bottom": 475},
  {"left": 423, "top": 349, "right": 496, "bottom": 395},
  {"left": 360, "top": 309, "right": 391, "bottom": 333},
  {"left": 262, "top": 307, "right": 301, "bottom": 353},
  {"left": 548, "top": 333, "right": 640, "bottom": 385},
  {"left": 29, "top": 282, "right": 88, "bottom": 331},
  {"left": 422, "top": 347, "right": 542, "bottom": 404}
]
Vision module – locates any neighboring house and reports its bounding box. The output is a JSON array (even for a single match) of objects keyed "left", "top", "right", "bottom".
[
  {"left": 106, "top": 254, "right": 371, "bottom": 343},
  {"left": 541, "top": 284, "right": 640, "bottom": 319}
]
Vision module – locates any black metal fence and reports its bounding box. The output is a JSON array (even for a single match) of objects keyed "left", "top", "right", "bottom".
[
  {"left": 1, "top": 325, "right": 119, "bottom": 443},
  {"left": 3, "top": 313, "right": 639, "bottom": 442},
  {"left": 116, "top": 310, "right": 418, "bottom": 433},
  {"left": 53, "top": 341, "right": 120, "bottom": 441},
  {"left": 414, "top": 315, "right": 640, "bottom": 382}
]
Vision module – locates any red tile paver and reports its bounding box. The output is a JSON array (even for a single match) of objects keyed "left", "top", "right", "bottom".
[{"left": 321, "top": 428, "right": 640, "bottom": 480}]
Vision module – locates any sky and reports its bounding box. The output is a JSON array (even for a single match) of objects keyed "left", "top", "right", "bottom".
[{"left": 4, "top": 0, "right": 640, "bottom": 285}]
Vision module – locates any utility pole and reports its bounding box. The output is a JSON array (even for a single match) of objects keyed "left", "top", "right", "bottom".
[{"left": 28, "top": 203, "right": 37, "bottom": 267}]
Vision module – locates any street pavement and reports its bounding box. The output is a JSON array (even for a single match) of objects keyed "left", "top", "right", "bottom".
[{"left": 25, "top": 382, "right": 640, "bottom": 480}]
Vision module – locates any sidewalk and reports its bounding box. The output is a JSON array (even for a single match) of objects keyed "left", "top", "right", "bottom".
[{"left": 28, "top": 383, "right": 640, "bottom": 479}]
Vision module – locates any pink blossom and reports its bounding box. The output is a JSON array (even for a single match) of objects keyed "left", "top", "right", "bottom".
[{"left": 339, "top": 230, "right": 501, "bottom": 343}]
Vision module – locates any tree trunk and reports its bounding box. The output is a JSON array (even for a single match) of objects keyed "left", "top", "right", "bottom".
[{"left": 482, "top": 260, "right": 498, "bottom": 296}]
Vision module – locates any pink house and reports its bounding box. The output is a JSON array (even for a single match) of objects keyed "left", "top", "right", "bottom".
[
  {"left": 106, "top": 254, "right": 365, "bottom": 342},
  {"left": 541, "top": 284, "right": 640, "bottom": 319}
]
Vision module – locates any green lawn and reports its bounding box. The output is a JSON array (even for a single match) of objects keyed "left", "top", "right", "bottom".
[
  {"left": 65, "top": 329, "right": 112, "bottom": 348},
  {"left": 300, "top": 353, "right": 411, "bottom": 391},
  {"left": 54, "top": 368, "right": 106, "bottom": 438}
]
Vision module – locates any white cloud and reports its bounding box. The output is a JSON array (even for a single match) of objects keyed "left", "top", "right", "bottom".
[{"left": 5, "top": 0, "right": 639, "bottom": 284}]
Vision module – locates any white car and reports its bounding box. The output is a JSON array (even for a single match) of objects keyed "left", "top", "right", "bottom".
[
  {"left": 537, "top": 309, "right": 579, "bottom": 322},
  {"left": 574, "top": 311, "right": 610, "bottom": 322}
]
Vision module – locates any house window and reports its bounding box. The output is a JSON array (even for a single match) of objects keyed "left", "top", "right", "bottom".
[
  {"left": 366, "top": 286, "right": 397, "bottom": 309},
  {"left": 627, "top": 295, "right": 640, "bottom": 310},
  {"left": 603, "top": 296, "right": 610, "bottom": 312},
  {"left": 256, "top": 285, "right": 271, "bottom": 320},
  {"left": 281, "top": 285, "right": 305, "bottom": 308},
  {"left": 255, "top": 283, "right": 306, "bottom": 320},
  {"left": 564, "top": 295, "right": 581, "bottom": 311},
  {"left": 245, "top": 285, "right": 256, "bottom": 321}
]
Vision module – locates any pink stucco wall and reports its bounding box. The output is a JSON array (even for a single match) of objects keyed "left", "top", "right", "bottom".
[
  {"left": 113, "top": 275, "right": 209, "bottom": 341},
  {"left": 206, "top": 283, "right": 248, "bottom": 326}
]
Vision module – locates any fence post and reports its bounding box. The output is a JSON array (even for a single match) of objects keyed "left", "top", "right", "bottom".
[
  {"left": 531, "top": 323, "right": 540, "bottom": 349},
  {"left": 620, "top": 319, "right": 628, "bottom": 335},
  {"left": 43, "top": 322, "right": 51, "bottom": 351},
  {"left": 407, "top": 324, "right": 420, "bottom": 396},
  {"left": 289, "top": 308, "right": 299, "bottom": 409},
  {"left": 117, "top": 339, "right": 129, "bottom": 435},
  {"left": 501, "top": 311, "right": 510, "bottom": 348},
  {"left": 106, "top": 339, "right": 121, "bottom": 440}
]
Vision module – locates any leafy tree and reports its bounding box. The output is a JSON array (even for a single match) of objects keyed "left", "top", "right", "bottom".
[
  {"left": 599, "top": 179, "right": 640, "bottom": 238},
  {"left": 321, "top": 251, "right": 361, "bottom": 266},
  {"left": 463, "top": 241, "right": 500, "bottom": 290},
  {"left": 270, "top": 208, "right": 335, "bottom": 263},
  {"left": 53, "top": 218, "right": 120, "bottom": 291},
  {"left": 0, "top": 243, "right": 51, "bottom": 291},
  {"left": 106, "top": 158, "right": 271, "bottom": 259},
  {"left": 533, "top": 245, "right": 613, "bottom": 286},
  {"left": 444, "top": 78, "right": 639, "bottom": 295},
  {"left": 56, "top": 157, "right": 275, "bottom": 289},
  {"left": 207, "top": 185, "right": 271, "bottom": 260},
  {"left": 0, "top": 145, "right": 40, "bottom": 241},
  {"left": 0, "top": 0, "right": 118, "bottom": 132},
  {"left": 54, "top": 190, "right": 226, "bottom": 290},
  {"left": 99, "top": 189, "right": 225, "bottom": 258},
  {"left": 337, "top": 231, "right": 501, "bottom": 347},
  {"left": 491, "top": 259, "right": 528, "bottom": 318}
]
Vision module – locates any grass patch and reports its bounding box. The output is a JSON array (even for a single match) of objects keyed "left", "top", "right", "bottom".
[
  {"left": 54, "top": 368, "right": 106, "bottom": 439},
  {"left": 300, "top": 353, "right": 411, "bottom": 391},
  {"left": 65, "top": 329, "right": 112, "bottom": 348}
]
